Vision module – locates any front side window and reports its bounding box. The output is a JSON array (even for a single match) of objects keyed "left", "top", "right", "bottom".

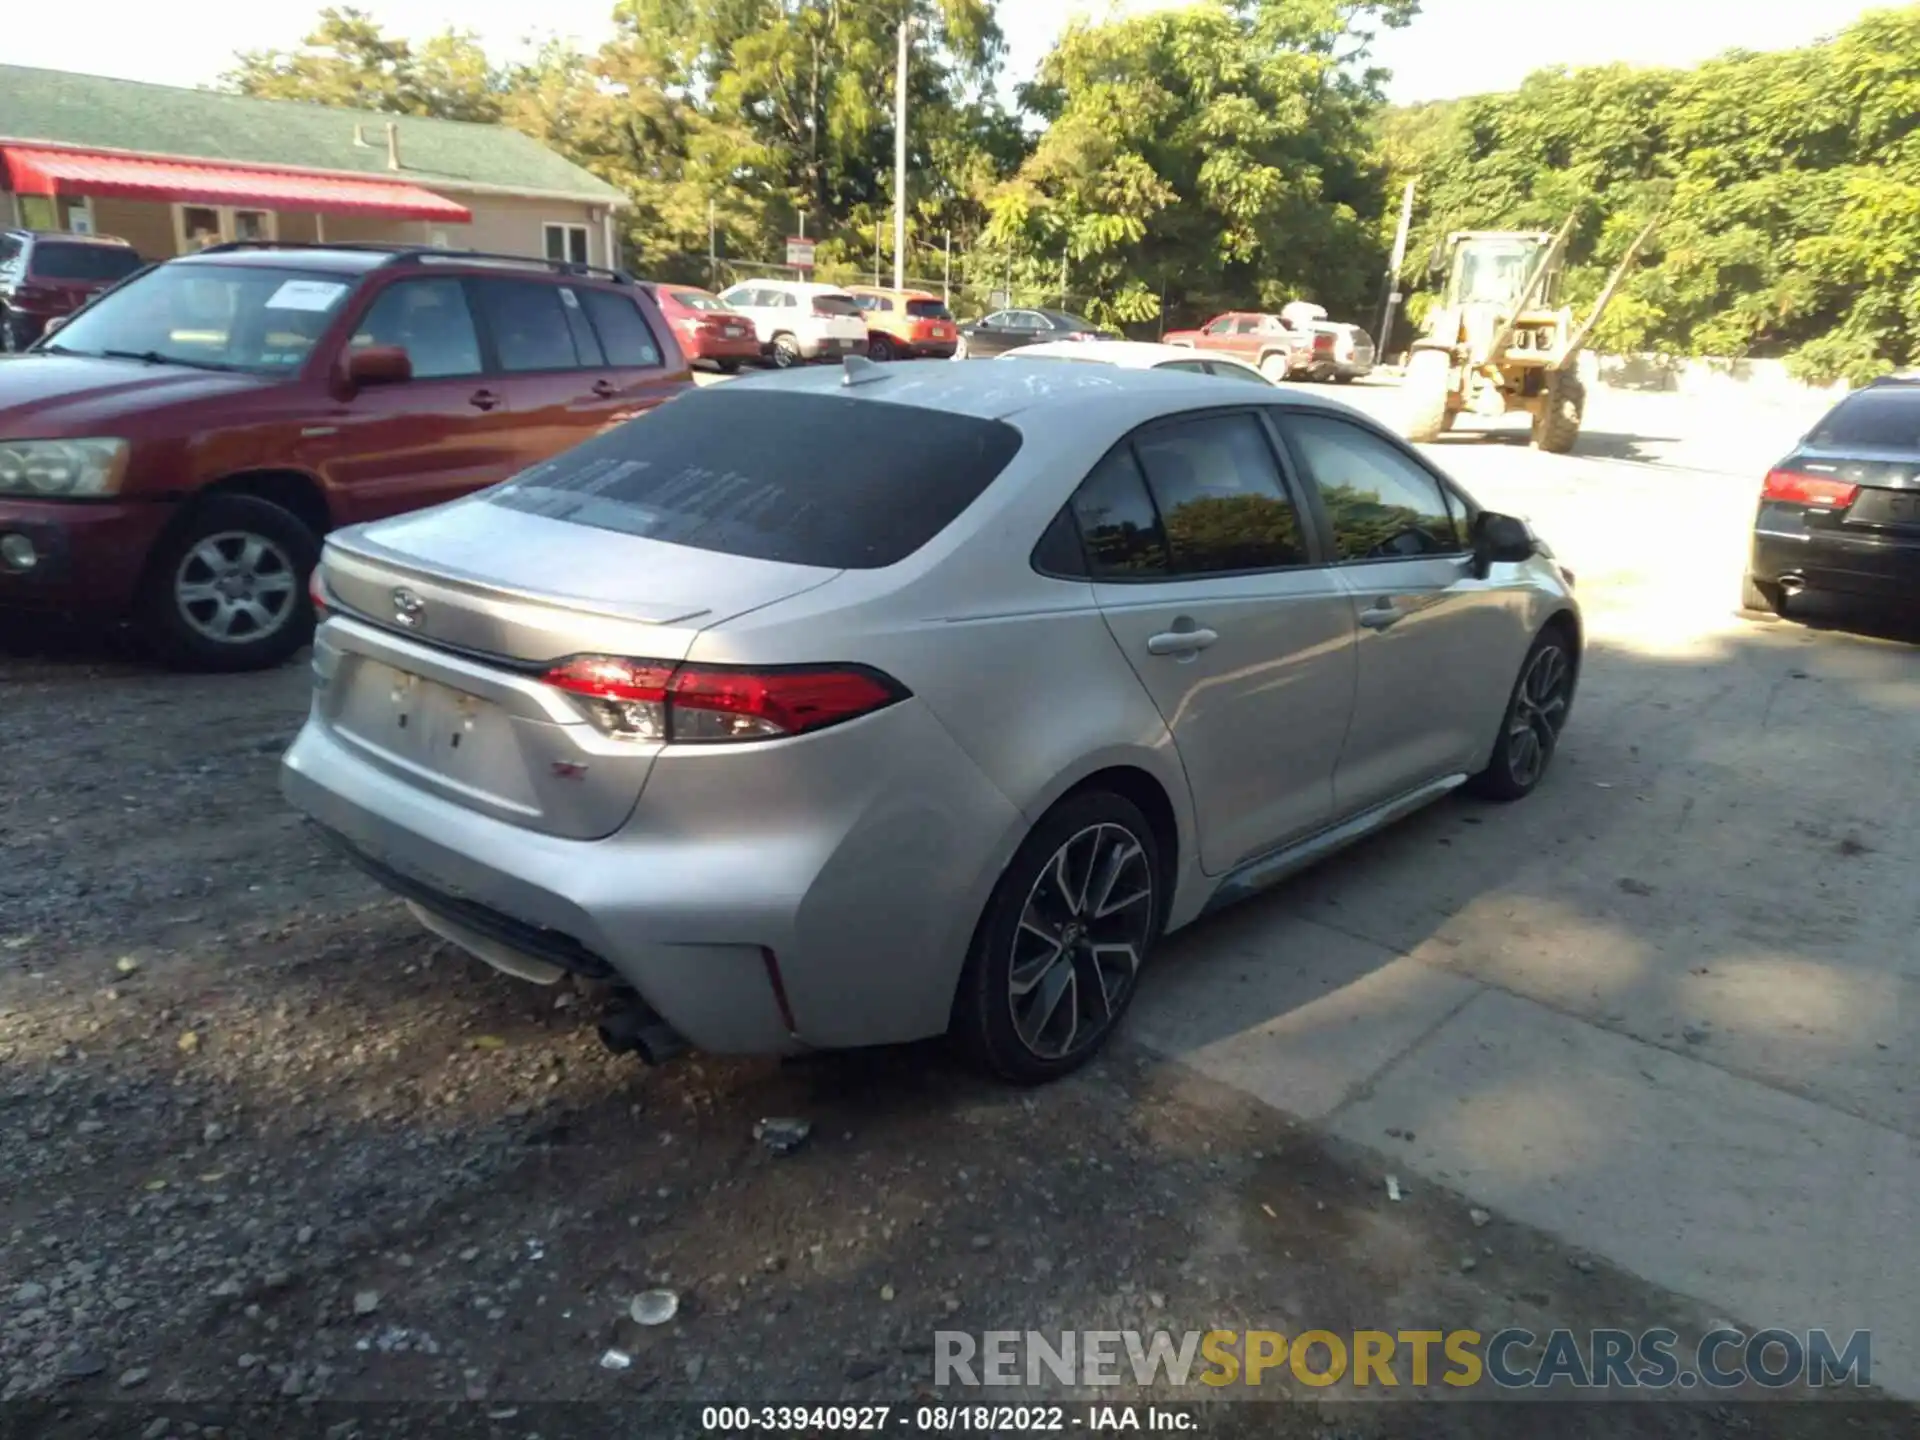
[
  {"left": 350, "top": 278, "right": 482, "bottom": 379},
  {"left": 43, "top": 263, "right": 355, "bottom": 374},
  {"left": 1134, "top": 413, "right": 1308, "bottom": 574},
  {"left": 471, "top": 278, "right": 586, "bottom": 372},
  {"left": 1204, "top": 317, "right": 1235, "bottom": 335},
  {"left": 1284, "top": 413, "right": 1466, "bottom": 560}
]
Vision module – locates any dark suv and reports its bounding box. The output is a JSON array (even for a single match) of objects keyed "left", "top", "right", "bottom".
[
  {"left": 0, "top": 230, "right": 146, "bottom": 351},
  {"left": 0, "top": 242, "right": 690, "bottom": 670}
]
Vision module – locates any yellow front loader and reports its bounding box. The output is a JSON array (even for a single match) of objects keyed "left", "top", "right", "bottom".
[{"left": 1403, "top": 214, "right": 1657, "bottom": 452}]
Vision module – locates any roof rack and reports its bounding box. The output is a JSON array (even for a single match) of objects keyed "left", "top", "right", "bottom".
[{"left": 191, "top": 240, "right": 633, "bottom": 284}]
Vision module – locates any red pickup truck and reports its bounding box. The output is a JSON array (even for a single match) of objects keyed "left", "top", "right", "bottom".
[{"left": 1162, "top": 312, "right": 1313, "bottom": 382}]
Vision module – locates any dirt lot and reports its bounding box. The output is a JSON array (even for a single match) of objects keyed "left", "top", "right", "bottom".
[{"left": 3, "top": 629, "right": 1913, "bottom": 1439}]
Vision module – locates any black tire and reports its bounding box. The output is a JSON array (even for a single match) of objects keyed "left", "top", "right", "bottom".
[
  {"left": 770, "top": 333, "right": 802, "bottom": 369},
  {"left": 1404, "top": 349, "right": 1453, "bottom": 442},
  {"left": 868, "top": 333, "right": 897, "bottom": 363},
  {"left": 715, "top": 358, "right": 741, "bottom": 375},
  {"left": 1533, "top": 369, "right": 1585, "bottom": 453},
  {"left": 141, "top": 494, "right": 318, "bottom": 673},
  {"left": 1333, "top": 372, "right": 1355, "bottom": 384},
  {"left": 952, "top": 790, "right": 1164, "bottom": 1085},
  {"left": 1740, "top": 571, "right": 1784, "bottom": 616},
  {"left": 1466, "top": 623, "right": 1578, "bottom": 803}
]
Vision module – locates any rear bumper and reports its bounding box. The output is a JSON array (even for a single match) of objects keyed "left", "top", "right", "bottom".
[
  {"left": 683, "top": 332, "right": 761, "bottom": 363},
  {"left": 281, "top": 693, "right": 1026, "bottom": 1056},
  {"left": 1751, "top": 513, "right": 1920, "bottom": 602},
  {"left": 797, "top": 334, "right": 866, "bottom": 360},
  {"left": 903, "top": 339, "right": 958, "bottom": 359},
  {"left": 0, "top": 497, "right": 176, "bottom": 618}
]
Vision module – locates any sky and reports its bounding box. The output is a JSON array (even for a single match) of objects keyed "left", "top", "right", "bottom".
[{"left": 0, "top": 0, "right": 1891, "bottom": 105}]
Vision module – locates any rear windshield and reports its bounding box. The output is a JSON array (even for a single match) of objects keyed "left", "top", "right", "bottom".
[
  {"left": 486, "top": 388, "right": 1024, "bottom": 569},
  {"left": 30, "top": 242, "right": 144, "bottom": 282},
  {"left": 907, "top": 299, "right": 951, "bottom": 319},
  {"left": 668, "top": 288, "right": 728, "bottom": 312},
  {"left": 811, "top": 294, "right": 863, "bottom": 317},
  {"left": 1806, "top": 387, "right": 1920, "bottom": 451}
]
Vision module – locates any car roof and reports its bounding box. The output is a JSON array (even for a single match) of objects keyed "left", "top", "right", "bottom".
[
  {"left": 8, "top": 229, "right": 134, "bottom": 247},
  {"left": 168, "top": 246, "right": 633, "bottom": 285},
  {"left": 1005, "top": 339, "right": 1262, "bottom": 371},
  {"left": 846, "top": 285, "right": 939, "bottom": 300},
  {"left": 730, "top": 278, "right": 847, "bottom": 293},
  {"left": 723, "top": 355, "right": 1354, "bottom": 427}
]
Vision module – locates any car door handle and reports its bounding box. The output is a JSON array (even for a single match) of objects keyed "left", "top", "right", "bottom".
[
  {"left": 591, "top": 379, "right": 616, "bottom": 398},
  {"left": 1147, "top": 627, "right": 1219, "bottom": 656},
  {"left": 468, "top": 389, "right": 501, "bottom": 412},
  {"left": 1358, "top": 600, "right": 1402, "bottom": 631}
]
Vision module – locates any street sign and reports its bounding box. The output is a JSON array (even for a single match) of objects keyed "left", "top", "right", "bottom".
[{"left": 785, "top": 237, "right": 816, "bottom": 270}]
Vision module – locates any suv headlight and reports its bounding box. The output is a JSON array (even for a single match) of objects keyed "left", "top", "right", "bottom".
[{"left": 0, "top": 439, "right": 129, "bottom": 497}]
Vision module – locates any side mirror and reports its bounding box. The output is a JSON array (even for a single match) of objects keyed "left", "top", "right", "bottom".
[
  {"left": 1472, "top": 511, "right": 1536, "bottom": 572},
  {"left": 343, "top": 344, "right": 412, "bottom": 390}
]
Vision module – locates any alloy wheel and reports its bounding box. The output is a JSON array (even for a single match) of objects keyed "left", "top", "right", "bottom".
[
  {"left": 1007, "top": 822, "right": 1155, "bottom": 1061},
  {"left": 173, "top": 530, "right": 298, "bottom": 644},
  {"left": 1506, "top": 642, "right": 1571, "bottom": 788}
]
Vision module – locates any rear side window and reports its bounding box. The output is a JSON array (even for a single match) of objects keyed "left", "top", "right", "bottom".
[
  {"left": 1134, "top": 413, "right": 1309, "bottom": 573},
  {"left": 29, "top": 242, "right": 143, "bottom": 281},
  {"left": 471, "top": 278, "right": 583, "bottom": 372},
  {"left": 812, "top": 293, "right": 863, "bottom": 317},
  {"left": 1070, "top": 447, "right": 1168, "bottom": 578},
  {"left": 669, "top": 289, "right": 726, "bottom": 313},
  {"left": 907, "top": 299, "right": 950, "bottom": 319},
  {"left": 1807, "top": 388, "right": 1920, "bottom": 450},
  {"left": 486, "top": 389, "right": 1023, "bottom": 569},
  {"left": 580, "top": 289, "right": 661, "bottom": 368}
]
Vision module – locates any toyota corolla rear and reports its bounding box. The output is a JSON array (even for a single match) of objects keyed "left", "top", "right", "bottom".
[
  {"left": 281, "top": 382, "right": 1037, "bottom": 1056},
  {"left": 1749, "top": 381, "right": 1920, "bottom": 608}
]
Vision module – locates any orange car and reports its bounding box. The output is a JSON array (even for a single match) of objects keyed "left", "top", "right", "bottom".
[{"left": 845, "top": 286, "right": 959, "bottom": 361}]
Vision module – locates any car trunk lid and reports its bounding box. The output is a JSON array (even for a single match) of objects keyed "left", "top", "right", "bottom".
[{"left": 313, "top": 498, "right": 841, "bottom": 840}]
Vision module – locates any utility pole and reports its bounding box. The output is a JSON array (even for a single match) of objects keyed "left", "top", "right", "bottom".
[
  {"left": 892, "top": 11, "right": 911, "bottom": 291},
  {"left": 708, "top": 198, "right": 717, "bottom": 289},
  {"left": 943, "top": 230, "right": 951, "bottom": 306},
  {"left": 1059, "top": 248, "right": 1068, "bottom": 307},
  {"left": 874, "top": 222, "right": 882, "bottom": 287},
  {"left": 1378, "top": 179, "right": 1415, "bottom": 357}
]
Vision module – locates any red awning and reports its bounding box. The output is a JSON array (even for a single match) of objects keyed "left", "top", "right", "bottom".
[{"left": 0, "top": 146, "right": 472, "bottom": 223}]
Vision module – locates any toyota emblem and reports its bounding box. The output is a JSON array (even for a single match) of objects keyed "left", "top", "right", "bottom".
[{"left": 391, "top": 587, "right": 426, "bottom": 629}]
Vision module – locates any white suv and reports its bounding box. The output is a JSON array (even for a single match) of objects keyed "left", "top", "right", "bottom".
[{"left": 715, "top": 280, "right": 868, "bottom": 367}]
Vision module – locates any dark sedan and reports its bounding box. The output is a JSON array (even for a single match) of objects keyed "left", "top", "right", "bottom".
[
  {"left": 1745, "top": 377, "right": 1920, "bottom": 615},
  {"left": 954, "top": 307, "right": 1117, "bottom": 359}
]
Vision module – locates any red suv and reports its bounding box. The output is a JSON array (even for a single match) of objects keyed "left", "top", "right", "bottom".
[
  {"left": 0, "top": 242, "right": 690, "bottom": 670},
  {"left": 0, "top": 230, "right": 147, "bottom": 351}
]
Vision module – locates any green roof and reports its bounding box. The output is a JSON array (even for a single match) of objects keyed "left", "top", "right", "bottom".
[{"left": 0, "top": 65, "right": 623, "bottom": 204}]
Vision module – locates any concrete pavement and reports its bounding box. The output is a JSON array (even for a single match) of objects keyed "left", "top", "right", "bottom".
[{"left": 1131, "top": 385, "right": 1920, "bottom": 1395}]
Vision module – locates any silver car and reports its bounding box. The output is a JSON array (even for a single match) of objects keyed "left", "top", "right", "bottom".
[{"left": 282, "top": 361, "right": 1580, "bottom": 1083}]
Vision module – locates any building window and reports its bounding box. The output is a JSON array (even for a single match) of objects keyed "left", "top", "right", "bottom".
[
  {"left": 172, "top": 204, "right": 278, "bottom": 253},
  {"left": 544, "top": 223, "right": 590, "bottom": 266}
]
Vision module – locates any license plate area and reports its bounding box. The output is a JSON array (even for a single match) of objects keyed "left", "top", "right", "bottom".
[{"left": 332, "top": 657, "right": 529, "bottom": 804}]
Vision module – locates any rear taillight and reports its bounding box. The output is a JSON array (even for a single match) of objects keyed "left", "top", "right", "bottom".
[
  {"left": 11, "top": 283, "right": 55, "bottom": 309},
  {"left": 543, "top": 656, "right": 906, "bottom": 744},
  {"left": 308, "top": 568, "right": 329, "bottom": 620},
  {"left": 1763, "top": 468, "right": 1859, "bottom": 509}
]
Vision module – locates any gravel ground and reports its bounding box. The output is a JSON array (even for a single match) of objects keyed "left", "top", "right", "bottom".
[{"left": 1, "top": 631, "right": 1913, "bottom": 1438}]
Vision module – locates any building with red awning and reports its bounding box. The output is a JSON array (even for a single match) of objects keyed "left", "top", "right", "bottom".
[{"left": 1, "top": 65, "right": 627, "bottom": 269}]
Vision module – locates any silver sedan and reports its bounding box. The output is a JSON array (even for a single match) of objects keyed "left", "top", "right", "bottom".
[{"left": 282, "top": 360, "right": 1580, "bottom": 1083}]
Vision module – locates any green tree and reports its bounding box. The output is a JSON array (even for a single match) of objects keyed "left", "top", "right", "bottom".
[
  {"left": 224, "top": 7, "right": 506, "bottom": 122},
  {"left": 980, "top": 0, "right": 1418, "bottom": 329}
]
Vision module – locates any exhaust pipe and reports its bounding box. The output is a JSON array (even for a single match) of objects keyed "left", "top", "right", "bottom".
[
  {"left": 597, "top": 1002, "right": 688, "bottom": 1065},
  {"left": 1779, "top": 575, "right": 1807, "bottom": 597}
]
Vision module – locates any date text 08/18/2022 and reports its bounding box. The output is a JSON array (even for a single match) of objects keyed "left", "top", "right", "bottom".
[{"left": 700, "top": 1404, "right": 1193, "bottom": 1432}]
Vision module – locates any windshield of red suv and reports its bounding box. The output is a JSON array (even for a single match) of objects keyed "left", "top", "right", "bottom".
[{"left": 41, "top": 263, "right": 356, "bottom": 374}]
